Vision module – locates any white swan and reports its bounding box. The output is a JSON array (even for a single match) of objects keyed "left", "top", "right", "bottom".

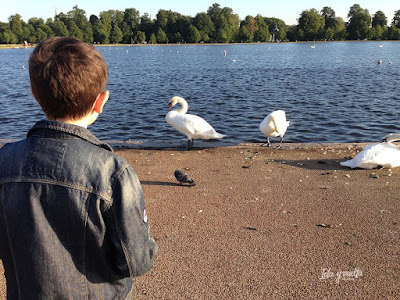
[
  {"left": 259, "top": 110, "right": 290, "bottom": 147},
  {"left": 340, "top": 133, "right": 400, "bottom": 169},
  {"left": 165, "top": 96, "right": 225, "bottom": 148}
]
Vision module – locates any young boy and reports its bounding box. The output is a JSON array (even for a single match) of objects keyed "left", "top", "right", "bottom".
[{"left": 0, "top": 37, "right": 157, "bottom": 299}]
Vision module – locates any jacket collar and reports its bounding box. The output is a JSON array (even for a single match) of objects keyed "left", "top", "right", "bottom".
[{"left": 27, "top": 120, "right": 113, "bottom": 152}]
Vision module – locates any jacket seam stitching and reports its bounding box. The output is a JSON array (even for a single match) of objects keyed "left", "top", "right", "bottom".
[
  {"left": 110, "top": 164, "right": 135, "bottom": 276},
  {"left": 0, "top": 178, "right": 112, "bottom": 202}
]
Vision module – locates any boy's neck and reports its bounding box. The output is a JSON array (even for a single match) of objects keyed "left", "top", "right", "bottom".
[
  {"left": 49, "top": 113, "right": 97, "bottom": 128},
  {"left": 55, "top": 118, "right": 88, "bottom": 128}
]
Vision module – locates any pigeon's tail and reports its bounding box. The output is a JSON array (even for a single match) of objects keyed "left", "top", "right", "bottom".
[{"left": 174, "top": 169, "right": 195, "bottom": 185}]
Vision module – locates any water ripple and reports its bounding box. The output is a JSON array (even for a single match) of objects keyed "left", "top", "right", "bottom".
[{"left": 1, "top": 42, "right": 400, "bottom": 145}]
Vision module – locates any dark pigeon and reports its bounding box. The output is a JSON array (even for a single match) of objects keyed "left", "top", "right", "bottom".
[{"left": 174, "top": 170, "right": 195, "bottom": 185}]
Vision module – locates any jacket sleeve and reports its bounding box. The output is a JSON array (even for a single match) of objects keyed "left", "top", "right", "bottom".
[{"left": 109, "top": 165, "right": 157, "bottom": 277}]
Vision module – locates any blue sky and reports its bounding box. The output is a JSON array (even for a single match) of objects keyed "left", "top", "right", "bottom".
[{"left": 1, "top": 0, "right": 398, "bottom": 25}]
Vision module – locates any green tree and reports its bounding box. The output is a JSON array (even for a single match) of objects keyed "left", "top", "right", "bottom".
[
  {"left": 387, "top": 26, "right": 400, "bottom": 39},
  {"left": 332, "top": 17, "right": 347, "bottom": 40},
  {"left": 155, "top": 9, "right": 169, "bottom": 30},
  {"left": 21, "top": 23, "right": 35, "bottom": 42},
  {"left": 156, "top": 10, "right": 190, "bottom": 43},
  {"left": 99, "top": 11, "right": 113, "bottom": 38},
  {"left": 285, "top": 25, "right": 297, "bottom": 41},
  {"left": 89, "top": 15, "right": 98, "bottom": 26},
  {"left": 27, "top": 18, "right": 46, "bottom": 42},
  {"left": 187, "top": 24, "right": 201, "bottom": 43},
  {"left": 39, "top": 23, "right": 54, "bottom": 39},
  {"left": 393, "top": 10, "right": 400, "bottom": 28},
  {"left": 193, "top": 12, "right": 214, "bottom": 42},
  {"left": 51, "top": 18, "right": 69, "bottom": 37},
  {"left": 110, "top": 23, "right": 123, "bottom": 43},
  {"left": 207, "top": 4, "right": 239, "bottom": 42},
  {"left": 9, "top": 14, "right": 24, "bottom": 43},
  {"left": 240, "top": 16, "right": 258, "bottom": 42},
  {"left": 68, "top": 6, "right": 93, "bottom": 42},
  {"left": 321, "top": 6, "right": 336, "bottom": 29},
  {"left": 221, "top": 7, "right": 240, "bottom": 42},
  {"left": 238, "top": 25, "right": 251, "bottom": 42},
  {"left": 67, "top": 21, "right": 83, "bottom": 39},
  {"left": 175, "top": 15, "right": 191, "bottom": 42},
  {"left": 107, "top": 10, "right": 124, "bottom": 26},
  {"left": 150, "top": 33, "right": 157, "bottom": 44},
  {"left": 297, "top": 8, "right": 325, "bottom": 40},
  {"left": 139, "top": 13, "right": 154, "bottom": 41},
  {"left": 122, "top": 8, "right": 140, "bottom": 43},
  {"left": 156, "top": 28, "right": 168, "bottom": 43},
  {"left": 253, "top": 15, "right": 269, "bottom": 42},
  {"left": 135, "top": 30, "right": 146, "bottom": 43},
  {"left": 93, "top": 19, "right": 109, "bottom": 43},
  {"left": 372, "top": 11, "right": 387, "bottom": 27},
  {"left": 347, "top": 4, "right": 371, "bottom": 40},
  {"left": 369, "top": 24, "right": 384, "bottom": 39},
  {"left": 2, "top": 30, "right": 18, "bottom": 44},
  {"left": 36, "top": 28, "right": 48, "bottom": 41}
]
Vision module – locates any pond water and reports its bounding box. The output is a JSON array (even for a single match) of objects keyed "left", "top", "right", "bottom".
[{"left": 1, "top": 41, "right": 399, "bottom": 147}]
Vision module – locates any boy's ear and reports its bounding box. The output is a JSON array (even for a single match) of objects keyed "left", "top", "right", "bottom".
[{"left": 93, "top": 91, "right": 109, "bottom": 114}]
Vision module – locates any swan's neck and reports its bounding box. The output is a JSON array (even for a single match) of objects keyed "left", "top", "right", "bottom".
[
  {"left": 176, "top": 98, "right": 188, "bottom": 114},
  {"left": 385, "top": 133, "right": 400, "bottom": 143}
]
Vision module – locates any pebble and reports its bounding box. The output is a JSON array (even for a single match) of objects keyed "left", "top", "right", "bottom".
[{"left": 370, "top": 173, "right": 379, "bottom": 179}]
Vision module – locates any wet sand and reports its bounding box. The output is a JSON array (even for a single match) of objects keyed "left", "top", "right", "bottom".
[{"left": 1, "top": 143, "right": 399, "bottom": 299}]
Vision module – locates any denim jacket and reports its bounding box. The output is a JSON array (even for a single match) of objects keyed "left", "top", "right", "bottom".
[{"left": 0, "top": 120, "right": 157, "bottom": 299}]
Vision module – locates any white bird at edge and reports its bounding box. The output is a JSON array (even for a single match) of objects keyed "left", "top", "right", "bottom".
[
  {"left": 165, "top": 96, "right": 225, "bottom": 148},
  {"left": 340, "top": 133, "right": 400, "bottom": 169},
  {"left": 259, "top": 110, "right": 290, "bottom": 147}
]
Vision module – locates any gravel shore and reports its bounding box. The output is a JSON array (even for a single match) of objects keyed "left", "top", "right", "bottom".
[{"left": 1, "top": 143, "right": 399, "bottom": 299}]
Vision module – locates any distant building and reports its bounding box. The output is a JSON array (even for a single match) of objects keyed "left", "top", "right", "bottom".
[{"left": 270, "top": 25, "right": 279, "bottom": 42}]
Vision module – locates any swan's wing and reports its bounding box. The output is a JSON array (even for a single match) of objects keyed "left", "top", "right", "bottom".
[
  {"left": 166, "top": 112, "right": 196, "bottom": 138},
  {"left": 166, "top": 112, "right": 224, "bottom": 139},
  {"left": 184, "top": 114, "right": 224, "bottom": 138},
  {"left": 260, "top": 116, "right": 279, "bottom": 137},
  {"left": 364, "top": 143, "right": 400, "bottom": 168},
  {"left": 340, "top": 143, "right": 400, "bottom": 169},
  {"left": 274, "top": 113, "right": 289, "bottom": 136},
  {"left": 263, "top": 111, "right": 288, "bottom": 137}
]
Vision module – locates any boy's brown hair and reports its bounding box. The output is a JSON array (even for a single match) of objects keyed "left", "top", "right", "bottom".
[{"left": 29, "top": 36, "right": 108, "bottom": 120}]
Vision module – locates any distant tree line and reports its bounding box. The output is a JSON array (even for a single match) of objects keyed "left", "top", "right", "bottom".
[{"left": 1, "top": 3, "right": 400, "bottom": 45}]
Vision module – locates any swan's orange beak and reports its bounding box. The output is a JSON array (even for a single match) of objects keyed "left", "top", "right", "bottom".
[{"left": 168, "top": 104, "right": 172, "bottom": 110}]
